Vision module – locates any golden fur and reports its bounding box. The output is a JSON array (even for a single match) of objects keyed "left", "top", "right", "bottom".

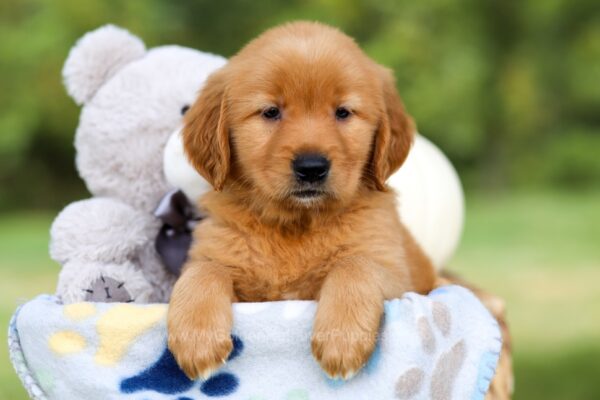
[{"left": 167, "top": 21, "right": 438, "bottom": 380}]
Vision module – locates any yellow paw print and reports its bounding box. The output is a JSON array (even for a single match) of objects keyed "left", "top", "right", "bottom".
[{"left": 47, "top": 302, "right": 167, "bottom": 367}]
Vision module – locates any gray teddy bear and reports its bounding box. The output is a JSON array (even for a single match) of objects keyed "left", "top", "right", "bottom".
[{"left": 50, "top": 25, "right": 226, "bottom": 303}]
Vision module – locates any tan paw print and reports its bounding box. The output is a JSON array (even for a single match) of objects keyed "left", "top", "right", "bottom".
[{"left": 395, "top": 302, "right": 466, "bottom": 400}]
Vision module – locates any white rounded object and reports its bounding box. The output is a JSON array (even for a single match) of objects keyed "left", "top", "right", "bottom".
[
  {"left": 163, "top": 128, "right": 212, "bottom": 202},
  {"left": 388, "top": 135, "right": 465, "bottom": 270},
  {"left": 163, "top": 132, "right": 464, "bottom": 271}
]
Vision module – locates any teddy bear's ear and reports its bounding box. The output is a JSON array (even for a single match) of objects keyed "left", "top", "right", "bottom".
[{"left": 62, "top": 25, "right": 146, "bottom": 105}]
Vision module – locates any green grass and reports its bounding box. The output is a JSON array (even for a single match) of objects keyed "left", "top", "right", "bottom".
[
  {"left": 0, "top": 191, "right": 599, "bottom": 399},
  {"left": 0, "top": 212, "right": 57, "bottom": 400},
  {"left": 452, "top": 191, "right": 600, "bottom": 399}
]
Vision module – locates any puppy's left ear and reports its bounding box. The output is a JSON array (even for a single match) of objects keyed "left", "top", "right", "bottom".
[
  {"left": 369, "top": 66, "right": 415, "bottom": 191},
  {"left": 183, "top": 68, "right": 230, "bottom": 191}
]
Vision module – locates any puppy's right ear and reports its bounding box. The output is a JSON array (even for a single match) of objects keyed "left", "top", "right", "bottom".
[
  {"left": 369, "top": 66, "right": 415, "bottom": 191},
  {"left": 183, "top": 69, "right": 230, "bottom": 191}
]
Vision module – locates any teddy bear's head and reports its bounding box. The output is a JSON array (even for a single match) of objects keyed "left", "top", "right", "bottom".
[{"left": 63, "top": 25, "right": 226, "bottom": 212}]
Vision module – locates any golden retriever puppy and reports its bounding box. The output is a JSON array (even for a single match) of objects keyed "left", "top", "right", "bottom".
[{"left": 168, "top": 21, "right": 436, "bottom": 380}]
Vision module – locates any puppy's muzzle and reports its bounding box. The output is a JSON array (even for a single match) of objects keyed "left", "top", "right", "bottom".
[{"left": 292, "top": 153, "right": 330, "bottom": 184}]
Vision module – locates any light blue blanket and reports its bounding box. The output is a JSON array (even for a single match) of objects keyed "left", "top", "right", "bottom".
[{"left": 9, "top": 285, "right": 500, "bottom": 400}]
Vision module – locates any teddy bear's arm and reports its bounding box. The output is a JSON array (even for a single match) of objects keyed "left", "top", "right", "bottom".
[
  {"left": 50, "top": 198, "right": 161, "bottom": 303},
  {"left": 50, "top": 197, "right": 159, "bottom": 265}
]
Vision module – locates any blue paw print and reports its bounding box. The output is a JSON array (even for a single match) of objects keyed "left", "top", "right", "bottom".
[
  {"left": 120, "top": 335, "right": 243, "bottom": 398},
  {"left": 121, "top": 348, "right": 194, "bottom": 395},
  {"left": 199, "top": 336, "right": 243, "bottom": 397},
  {"left": 200, "top": 372, "right": 239, "bottom": 396}
]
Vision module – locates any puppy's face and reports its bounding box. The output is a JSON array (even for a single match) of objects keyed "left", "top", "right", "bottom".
[{"left": 184, "top": 22, "right": 414, "bottom": 213}]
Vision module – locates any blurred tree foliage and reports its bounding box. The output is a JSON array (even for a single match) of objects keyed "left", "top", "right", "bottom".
[{"left": 1, "top": 0, "right": 598, "bottom": 210}]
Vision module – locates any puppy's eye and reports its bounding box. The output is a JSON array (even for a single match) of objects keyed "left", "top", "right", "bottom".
[
  {"left": 262, "top": 106, "right": 281, "bottom": 120},
  {"left": 335, "top": 107, "right": 351, "bottom": 120},
  {"left": 181, "top": 105, "right": 190, "bottom": 115}
]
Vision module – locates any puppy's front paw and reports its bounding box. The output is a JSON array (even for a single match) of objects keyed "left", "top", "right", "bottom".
[
  {"left": 168, "top": 326, "right": 233, "bottom": 380},
  {"left": 167, "top": 297, "right": 233, "bottom": 380},
  {"left": 311, "top": 319, "right": 379, "bottom": 380}
]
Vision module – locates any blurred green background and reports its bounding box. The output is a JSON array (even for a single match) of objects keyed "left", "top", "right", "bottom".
[{"left": 0, "top": 0, "right": 598, "bottom": 399}]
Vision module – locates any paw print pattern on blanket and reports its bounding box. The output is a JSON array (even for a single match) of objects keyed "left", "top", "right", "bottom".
[
  {"left": 395, "top": 301, "right": 465, "bottom": 399},
  {"left": 47, "top": 301, "right": 244, "bottom": 398},
  {"left": 96, "top": 304, "right": 167, "bottom": 365},
  {"left": 120, "top": 335, "right": 244, "bottom": 397},
  {"left": 13, "top": 288, "right": 500, "bottom": 400},
  {"left": 48, "top": 303, "right": 167, "bottom": 365}
]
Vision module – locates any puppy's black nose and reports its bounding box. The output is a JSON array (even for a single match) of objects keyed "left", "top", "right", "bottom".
[{"left": 292, "top": 153, "right": 330, "bottom": 183}]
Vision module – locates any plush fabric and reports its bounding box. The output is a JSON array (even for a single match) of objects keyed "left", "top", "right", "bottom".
[
  {"left": 52, "top": 25, "right": 226, "bottom": 303},
  {"left": 63, "top": 25, "right": 146, "bottom": 105},
  {"left": 9, "top": 286, "right": 501, "bottom": 400}
]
